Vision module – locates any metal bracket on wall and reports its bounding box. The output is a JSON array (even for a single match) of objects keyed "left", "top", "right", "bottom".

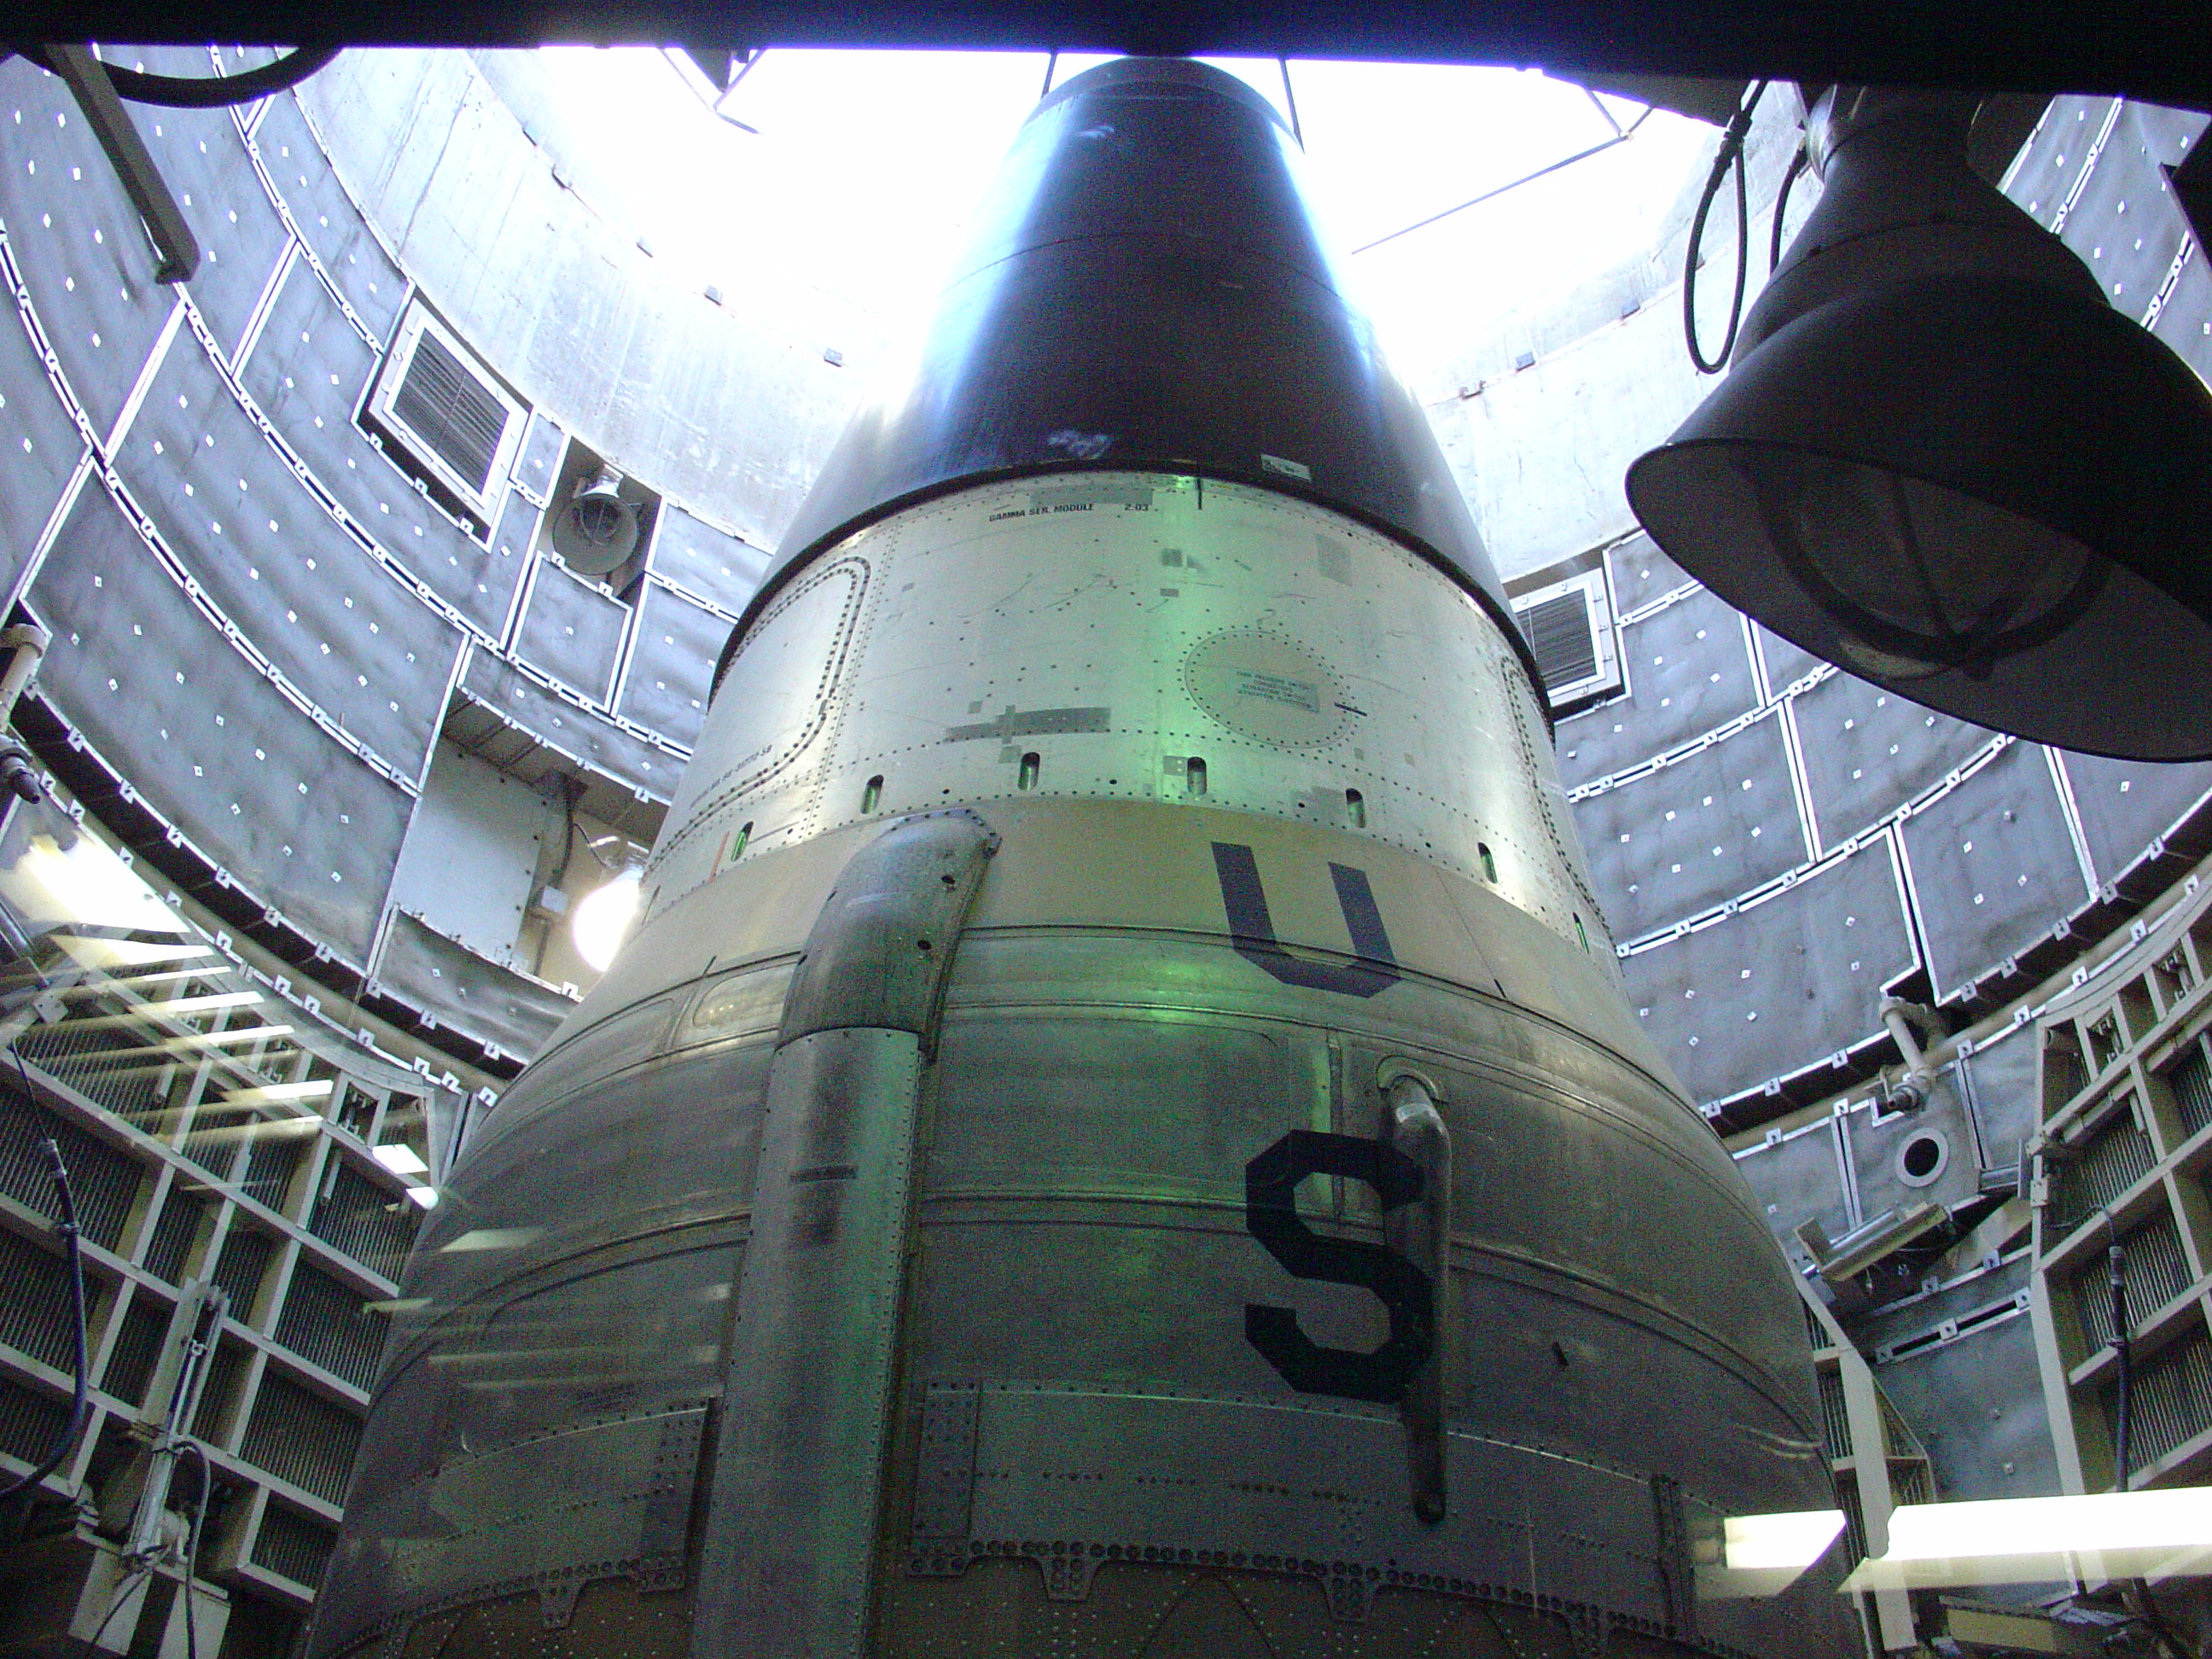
[{"left": 44, "top": 46, "right": 200, "bottom": 283}]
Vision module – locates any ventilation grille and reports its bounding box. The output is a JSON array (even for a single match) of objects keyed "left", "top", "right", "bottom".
[
  {"left": 0, "top": 1228, "right": 74, "bottom": 1370},
  {"left": 0, "top": 1084, "right": 143, "bottom": 1249},
  {"left": 2174, "top": 1041, "right": 2212, "bottom": 1138},
  {"left": 2075, "top": 1210, "right": 2192, "bottom": 1349},
  {"left": 100, "top": 1294, "right": 169, "bottom": 1409},
  {"left": 1816, "top": 1369, "right": 1852, "bottom": 1459},
  {"left": 239, "top": 1374, "right": 362, "bottom": 1504},
  {"left": 240, "top": 1129, "right": 303, "bottom": 1213},
  {"left": 211, "top": 1225, "right": 273, "bottom": 1322},
  {"left": 309, "top": 1161, "right": 418, "bottom": 1283},
  {"left": 2052, "top": 1101, "right": 2157, "bottom": 1231},
  {"left": 275, "top": 1262, "right": 385, "bottom": 1390},
  {"left": 392, "top": 330, "right": 507, "bottom": 494},
  {"left": 368, "top": 309, "right": 526, "bottom": 515},
  {"left": 253, "top": 1502, "right": 337, "bottom": 1590},
  {"left": 2112, "top": 1325, "right": 2212, "bottom": 1477},
  {"left": 1510, "top": 571, "right": 1621, "bottom": 711},
  {"left": 1522, "top": 592, "right": 1598, "bottom": 690},
  {"left": 143, "top": 1196, "right": 207, "bottom": 1285}
]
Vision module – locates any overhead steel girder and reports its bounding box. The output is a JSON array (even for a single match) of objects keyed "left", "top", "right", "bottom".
[{"left": 12, "top": 1, "right": 2212, "bottom": 112}]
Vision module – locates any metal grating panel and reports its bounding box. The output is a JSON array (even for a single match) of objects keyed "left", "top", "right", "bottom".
[
  {"left": 143, "top": 1194, "right": 206, "bottom": 1284},
  {"left": 0, "top": 57, "right": 180, "bottom": 439},
  {"left": 15, "top": 1018, "right": 175, "bottom": 1124},
  {"left": 2075, "top": 1210, "right": 2192, "bottom": 1348},
  {"left": 239, "top": 1372, "right": 362, "bottom": 1504},
  {"left": 274, "top": 1260, "right": 385, "bottom": 1390},
  {"left": 181, "top": 1109, "right": 247, "bottom": 1184},
  {"left": 253, "top": 1500, "right": 337, "bottom": 1590},
  {"left": 249, "top": 96, "right": 406, "bottom": 342},
  {"left": 192, "top": 1336, "right": 242, "bottom": 1441},
  {"left": 0, "top": 1226, "right": 76, "bottom": 1370},
  {"left": 2110, "top": 1324, "right": 2212, "bottom": 1477},
  {"left": 31, "top": 486, "right": 417, "bottom": 963},
  {"left": 100, "top": 1291, "right": 168, "bottom": 1408},
  {"left": 308, "top": 1158, "right": 417, "bottom": 1283},
  {"left": 210, "top": 1224, "right": 273, "bottom": 1322},
  {"left": 1817, "top": 1368, "right": 1853, "bottom": 1459},
  {"left": 0, "top": 1082, "right": 143, "bottom": 1249},
  {"left": 389, "top": 329, "right": 507, "bottom": 497},
  {"left": 1519, "top": 590, "right": 1598, "bottom": 692},
  {"left": 2052, "top": 1103, "right": 2157, "bottom": 1232},
  {"left": 239, "top": 1128, "right": 304, "bottom": 1212},
  {"left": 0, "top": 1375, "right": 71, "bottom": 1462},
  {"left": 2174, "top": 1040, "right": 2212, "bottom": 1138},
  {"left": 616, "top": 579, "right": 726, "bottom": 749}
]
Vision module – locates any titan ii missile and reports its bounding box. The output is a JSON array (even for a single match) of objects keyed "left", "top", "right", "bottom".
[{"left": 310, "top": 57, "right": 1850, "bottom": 1659}]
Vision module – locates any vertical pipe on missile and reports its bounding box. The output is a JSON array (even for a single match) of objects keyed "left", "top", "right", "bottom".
[
  {"left": 1381, "top": 1064, "right": 1451, "bottom": 1524},
  {"left": 690, "top": 815, "right": 994, "bottom": 1658}
]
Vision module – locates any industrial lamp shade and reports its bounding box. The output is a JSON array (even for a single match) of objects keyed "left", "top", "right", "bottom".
[{"left": 1627, "top": 89, "right": 2212, "bottom": 760}]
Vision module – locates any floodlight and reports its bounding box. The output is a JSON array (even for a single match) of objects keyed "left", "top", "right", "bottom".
[{"left": 1627, "top": 87, "right": 2212, "bottom": 760}]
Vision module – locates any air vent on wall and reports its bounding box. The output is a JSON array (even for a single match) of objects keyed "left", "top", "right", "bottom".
[
  {"left": 1511, "top": 570, "right": 1622, "bottom": 713},
  {"left": 365, "top": 306, "right": 527, "bottom": 520}
]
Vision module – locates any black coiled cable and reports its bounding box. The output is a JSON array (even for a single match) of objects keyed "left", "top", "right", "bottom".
[{"left": 1683, "top": 80, "right": 1771, "bottom": 375}]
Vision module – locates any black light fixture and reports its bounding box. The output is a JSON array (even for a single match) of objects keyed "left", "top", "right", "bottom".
[{"left": 1627, "top": 87, "right": 2212, "bottom": 760}]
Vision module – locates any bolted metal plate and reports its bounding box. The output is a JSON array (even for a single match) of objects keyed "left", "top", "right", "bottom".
[
  {"left": 1789, "top": 670, "right": 1997, "bottom": 853},
  {"left": 648, "top": 502, "right": 770, "bottom": 614},
  {"left": 509, "top": 409, "right": 564, "bottom": 504},
  {"left": 2055, "top": 749, "right": 2212, "bottom": 888},
  {"left": 248, "top": 94, "right": 406, "bottom": 343},
  {"left": 0, "top": 273, "right": 87, "bottom": 585},
  {"left": 1551, "top": 589, "right": 1758, "bottom": 789},
  {"left": 1620, "top": 837, "right": 1917, "bottom": 1108},
  {"left": 1960, "top": 1022, "right": 2041, "bottom": 1166},
  {"left": 1732, "top": 1118, "right": 1853, "bottom": 1276},
  {"left": 1899, "top": 742, "right": 2090, "bottom": 1001},
  {"left": 514, "top": 555, "right": 631, "bottom": 707},
  {"left": 459, "top": 649, "right": 683, "bottom": 803},
  {"left": 1848, "top": 1074, "right": 1983, "bottom": 1220},
  {"left": 311, "top": 1400, "right": 707, "bottom": 1656},
  {"left": 374, "top": 909, "right": 573, "bottom": 1064},
  {"left": 0, "top": 56, "right": 180, "bottom": 440},
  {"left": 1572, "top": 714, "right": 1801, "bottom": 944},
  {"left": 1873, "top": 1292, "right": 2060, "bottom": 1505},
  {"left": 1603, "top": 530, "right": 1694, "bottom": 617},
  {"left": 28, "top": 483, "right": 414, "bottom": 962},
  {"left": 616, "top": 579, "right": 724, "bottom": 749},
  {"left": 119, "top": 328, "right": 461, "bottom": 778},
  {"left": 2040, "top": 99, "right": 2205, "bottom": 318},
  {"left": 236, "top": 255, "right": 527, "bottom": 633}
]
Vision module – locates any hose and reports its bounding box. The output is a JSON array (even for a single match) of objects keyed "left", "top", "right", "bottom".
[
  {"left": 1682, "top": 79, "right": 1771, "bottom": 374},
  {"left": 1770, "top": 144, "right": 1812, "bottom": 273},
  {"left": 15, "top": 45, "right": 340, "bottom": 108}
]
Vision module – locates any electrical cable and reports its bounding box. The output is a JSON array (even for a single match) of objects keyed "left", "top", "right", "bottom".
[
  {"left": 1682, "top": 79, "right": 1771, "bottom": 374},
  {"left": 14, "top": 44, "right": 340, "bottom": 108},
  {"left": 178, "top": 1441, "right": 211, "bottom": 1659},
  {"left": 2102, "top": 1217, "right": 2191, "bottom": 1657},
  {"left": 81, "top": 1563, "right": 153, "bottom": 1654},
  {"left": 1769, "top": 144, "right": 1811, "bottom": 273},
  {"left": 0, "top": 1117, "right": 89, "bottom": 1512}
]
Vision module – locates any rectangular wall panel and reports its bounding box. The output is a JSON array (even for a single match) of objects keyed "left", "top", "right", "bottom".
[
  {"left": 1900, "top": 742, "right": 2091, "bottom": 999},
  {"left": 237, "top": 257, "right": 527, "bottom": 636},
  {"left": 1572, "top": 715, "right": 1801, "bottom": 944},
  {"left": 2058, "top": 750, "right": 2212, "bottom": 888},
  {"left": 29, "top": 486, "right": 414, "bottom": 962},
  {"left": 649, "top": 503, "right": 771, "bottom": 614},
  {"left": 1552, "top": 588, "right": 1758, "bottom": 788},
  {"left": 248, "top": 96, "right": 406, "bottom": 342},
  {"left": 0, "top": 290, "right": 84, "bottom": 588},
  {"left": 118, "top": 334, "right": 458, "bottom": 779},
  {"left": 461, "top": 651, "right": 684, "bottom": 804},
  {"left": 1790, "top": 670, "right": 1996, "bottom": 851},
  {"left": 617, "top": 579, "right": 727, "bottom": 748},
  {"left": 0, "top": 58, "right": 180, "bottom": 440},
  {"left": 1619, "top": 840, "right": 1917, "bottom": 1107},
  {"left": 514, "top": 556, "right": 630, "bottom": 705}
]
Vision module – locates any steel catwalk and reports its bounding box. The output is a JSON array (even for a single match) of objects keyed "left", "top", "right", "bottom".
[{"left": 307, "top": 59, "right": 1850, "bottom": 1659}]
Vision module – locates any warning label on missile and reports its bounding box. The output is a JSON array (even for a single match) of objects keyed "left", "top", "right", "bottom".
[{"left": 1233, "top": 671, "right": 1321, "bottom": 713}]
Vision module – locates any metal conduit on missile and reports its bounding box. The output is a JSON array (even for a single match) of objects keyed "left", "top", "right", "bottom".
[{"left": 309, "top": 58, "right": 1851, "bottom": 1658}]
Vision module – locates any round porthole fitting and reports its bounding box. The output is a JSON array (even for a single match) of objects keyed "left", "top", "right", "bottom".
[{"left": 1895, "top": 1129, "right": 1950, "bottom": 1189}]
